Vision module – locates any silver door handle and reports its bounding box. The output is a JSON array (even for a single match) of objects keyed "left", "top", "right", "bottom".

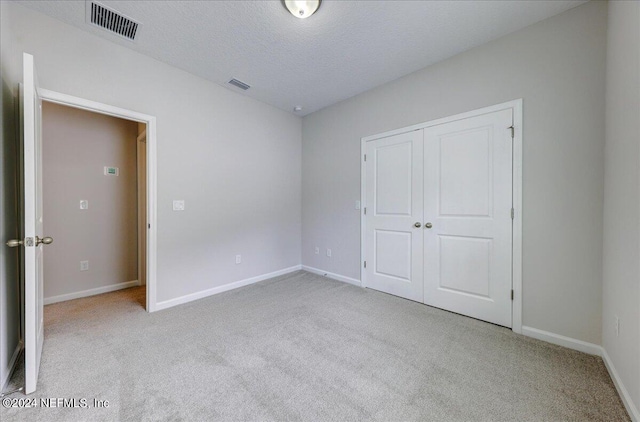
[
  {"left": 414, "top": 222, "right": 422, "bottom": 228},
  {"left": 6, "top": 237, "right": 53, "bottom": 247},
  {"left": 6, "top": 239, "right": 22, "bottom": 247},
  {"left": 425, "top": 222, "right": 433, "bottom": 229},
  {"left": 36, "top": 236, "right": 53, "bottom": 246}
]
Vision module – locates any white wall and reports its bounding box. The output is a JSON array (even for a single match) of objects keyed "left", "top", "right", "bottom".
[
  {"left": 42, "top": 102, "right": 138, "bottom": 301},
  {"left": 602, "top": 0, "right": 640, "bottom": 418},
  {"left": 302, "top": 1, "right": 606, "bottom": 344},
  {"left": 1, "top": 3, "right": 302, "bottom": 308},
  {"left": 0, "top": 1, "right": 22, "bottom": 391}
]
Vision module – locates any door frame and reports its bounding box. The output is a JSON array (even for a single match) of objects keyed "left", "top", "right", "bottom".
[
  {"left": 360, "top": 99, "right": 523, "bottom": 333},
  {"left": 39, "top": 88, "right": 159, "bottom": 312},
  {"left": 137, "top": 129, "right": 147, "bottom": 287}
]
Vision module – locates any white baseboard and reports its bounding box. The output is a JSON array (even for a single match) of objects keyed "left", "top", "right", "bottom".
[
  {"left": 1, "top": 341, "right": 22, "bottom": 393},
  {"left": 511, "top": 326, "right": 638, "bottom": 420},
  {"left": 154, "top": 265, "right": 302, "bottom": 311},
  {"left": 521, "top": 326, "right": 602, "bottom": 356},
  {"left": 301, "top": 265, "right": 362, "bottom": 287},
  {"left": 602, "top": 348, "right": 640, "bottom": 422},
  {"left": 44, "top": 280, "right": 139, "bottom": 305}
]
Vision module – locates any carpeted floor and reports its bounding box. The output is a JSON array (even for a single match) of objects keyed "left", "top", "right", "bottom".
[{"left": 1, "top": 270, "right": 630, "bottom": 421}]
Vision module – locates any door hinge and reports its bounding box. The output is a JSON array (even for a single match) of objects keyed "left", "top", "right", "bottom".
[
  {"left": 148, "top": 223, "right": 151, "bottom": 229},
  {"left": 364, "top": 154, "right": 367, "bottom": 162},
  {"left": 364, "top": 207, "right": 367, "bottom": 215},
  {"left": 364, "top": 261, "right": 367, "bottom": 268},
  {"left": 511, "top": 289, "right": 514, "bottom": 301},
  {"left": 511, "top": 208, "right": 515, "bottom": 220},
  {"left": 509, "top": 126, "right": 514, "bottom": 138}
]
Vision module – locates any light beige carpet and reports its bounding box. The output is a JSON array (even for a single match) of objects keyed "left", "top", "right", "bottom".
[{"left": 1, "top": 271, "right": 630, "bottom": 421}]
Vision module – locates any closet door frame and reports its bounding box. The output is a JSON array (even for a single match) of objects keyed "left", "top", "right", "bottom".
[{"left": 360, "top": 99, "right": 523, "bottom": 334}]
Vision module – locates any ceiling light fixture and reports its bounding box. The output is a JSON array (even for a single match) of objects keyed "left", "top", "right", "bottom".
[{"left": 284, "top": 0, "right": 321, "bottom": 19}]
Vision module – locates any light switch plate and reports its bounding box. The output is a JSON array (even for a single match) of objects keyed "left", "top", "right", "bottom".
[
  {"left": 173, "top": 200, "right": 185, "bottom": 211},
  {"left": 355, "top": 200, "right": 361, "bottom": 210},
  {"left": 80, "top": 261, "right": 89, "bottom": 271},
  {"left": 79, "top": 200, "right": 89, "bottom": 210}
]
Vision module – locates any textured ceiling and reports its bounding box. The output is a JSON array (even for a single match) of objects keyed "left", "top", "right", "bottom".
[{"left": 17, "top": 0, "right": 587, "bottom": 115}]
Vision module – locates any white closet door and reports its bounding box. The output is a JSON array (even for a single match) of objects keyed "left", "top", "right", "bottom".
[
  {"left": 423, "top": 110, "right": 513, "bottom": 327},
  {"left": 365, "top": 130, "right": 424, "bottom": 302}
]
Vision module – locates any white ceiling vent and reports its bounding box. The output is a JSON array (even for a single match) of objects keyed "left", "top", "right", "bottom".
[
  {"left": 228, "top": 79, "right": 251, "bottom": 91},
  {"left": 86, "top": 1, "right": 141, "bottom": 41}
]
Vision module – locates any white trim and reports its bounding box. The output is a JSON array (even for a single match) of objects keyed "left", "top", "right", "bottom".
[
  {"left": 39, "top": 89, "right": 154, "bottom": 123},
  {"left": 136, "top": 133, "right": 147, "bottom": 287},
  {"left": 154, "top": 266, "right": 302, "bottom": 311},
  {"left": 1, "top": 341, "right": 23, "bottom": 393},
  {"left": 360, "top": 136, "right": 367, "bottom": 288},
  {"left": 511, "top": 99, "right": 523, "bottom": 334},
  {"left": 146, "top": 118, "right": 158, "bottom": 312},
  {"left": 521, "top": 326, "right": 602, "bottom": 356},
  {"left": 38, "top": 88, "right": 159, "bottom": 313},
  {"left": 302, "top": 266, "right": 363, "bottom": 287},
  {"left": 44, "top": 280, "right": 139, "bottom": 305},
  {"left": 361, "top": 100, "right": 524, "bottom": 142},
  {"left": 602, "top": 348, "right": 640, "bottom": 422},
  {"left": 360, "top": 99, "right": 524, "bottom": 332}
]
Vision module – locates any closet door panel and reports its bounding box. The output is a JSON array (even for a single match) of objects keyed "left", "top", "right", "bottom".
[
  {"left": 364, "top": 130, "right": 424, "bottom": 302},
  {"left": 423, "top": 109, "right": 513, "bottom": 327}
]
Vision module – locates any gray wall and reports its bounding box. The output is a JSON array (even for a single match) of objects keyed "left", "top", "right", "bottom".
[
  {"left": 1, "top": 2, "right": 302, "bottom": 306},
  {"left": 42, "top": 102, "right": 138, "bottom": 300},
  {"left": 302, "top": 1, "right": 606, "bottom": 344},
  {"left": 0, "top": 1, "right": 22, "bottom": 391},
  {"left": 603, "top": 0, "right": 640, "bottom": 415}
]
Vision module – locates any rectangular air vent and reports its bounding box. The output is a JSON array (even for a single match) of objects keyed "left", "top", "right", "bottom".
[
  {"left": 228, "top": 79, "right": 251, "bottom": 91},
  {"left": 86, "top": 1, "right": 140, "bottom": 41}
]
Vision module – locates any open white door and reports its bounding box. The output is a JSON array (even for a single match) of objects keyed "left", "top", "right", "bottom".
[{"left": 22, "top": 53, "right": 49, "bottom": 394}]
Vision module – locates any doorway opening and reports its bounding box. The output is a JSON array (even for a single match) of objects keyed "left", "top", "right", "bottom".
[
  {"left": 41, "top": 102, "right": 147, "bottom": 309},
  {"left": 38, "top": 88, "right": 158, "bottom": 314}
]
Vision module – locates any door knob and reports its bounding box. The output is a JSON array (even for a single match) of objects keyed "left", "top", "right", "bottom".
[
  {"left": 36, "top": 236, "right": 53, "bottom": 246},
  {"left": 414, "top": 222, "right": 422, "bottom": 228},
  {"left": 6, "top": 239, "right": 22, "bottom": 247},
  {"left": 425, "top": 222, "right": 433, "bottom": 229}
]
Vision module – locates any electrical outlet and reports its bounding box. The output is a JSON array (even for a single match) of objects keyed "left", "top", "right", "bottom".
[
  {"left": 173, "top": 200, "right": 185, "bottom": 211},
  {"left": 615, "top": 316, "right": 619, "bottom": 337},
  {"left": 314, "top": 247, "right": 319, "bottom": 255},
  {"left": 326, "top": 248, "right": 332, "bottom": 257},
  {"left": 235, "top": 255, "right": 241, "bottom": 264},
  {"left": 80, "top": 261, "right": 89, "bottom": 271}
]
